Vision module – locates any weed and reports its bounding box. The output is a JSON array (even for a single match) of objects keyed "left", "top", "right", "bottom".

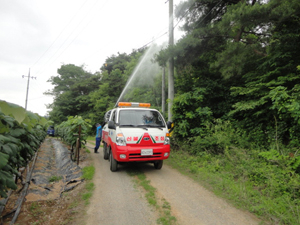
[
  {"left": 80, "top": 166, "right": 96, "bottom": 205},
  {"left": 162, "top": 200, "right": 171, "bottom": 210},
  {"left": 68, "top": 201, "right": 79, "bottom": 209},
  {"left": 82, "top": 192, "right": 92, "bottom": 205},
  {"left": 61, "top": 217, "right": 74, "bottom": 225},
  {"left": 48, "top": 175, "right": 62, "bottom": 182},
  {"left": 29, "top": 202, "right": 43, "bottom": 217},
  {"left": 86, "top": 136, "right": 94, "bottom": 141},
  {"left": 81, "top": 165, "right": 95, "bottom": 180},
  {"left": 29, "top": 202, "right": 39, "bottom": 211},
  {"left": 31, "top": 220, "right": 42, "bottom": 225},
  {"left": 127, "top": 169, "right": 177, "bottom": 224},
  {"left": 145, "top": 192, "right": 157, "bottom": 206},
  {"left": 85, "top": 182, "right": 95, "bottom": 192},
  {"left": 167, "top": 148, "right": 300, "bottom": 225},
  {"left": 157, "top": 215, "right": 177, "bottom": 225}
]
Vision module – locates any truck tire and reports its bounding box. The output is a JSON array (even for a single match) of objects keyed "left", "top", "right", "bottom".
[
  {"left": 110, "top": 150, "right": 118, "bottom": 172},
  {"left": 154, "top": 160, "right": 163, "bottom": 169},
  {"left": 103, "top": 143, "right": 109, "bottom": 160}
]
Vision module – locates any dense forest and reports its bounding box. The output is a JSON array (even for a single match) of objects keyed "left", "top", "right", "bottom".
[
  {"left": 46, "top": 0, "right": 300, "bottom": 223},
  {"left": 47, "top": 0, "right": 300, "bottom": 149}
]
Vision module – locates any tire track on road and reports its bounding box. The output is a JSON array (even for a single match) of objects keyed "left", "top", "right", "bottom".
[
  {"left": 85, "top": 143, "right": 158, "bottom": 225},
  {"left": 143, "top": 164, "right": 262, "bottom": 225}
]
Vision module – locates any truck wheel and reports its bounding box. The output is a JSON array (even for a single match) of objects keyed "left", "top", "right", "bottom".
[
  {"left": 154, "top": 160, "right": 163, "bottom": 169},
  {"left": 110, "top": 151, "right": 118, "bottom": 172},
  {"left": 103, "top": 143, "right": 109, "bottom": 160}
]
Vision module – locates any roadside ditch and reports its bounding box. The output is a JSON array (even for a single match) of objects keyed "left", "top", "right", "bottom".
[{"left": 0, "top": 137, "right": 89, "bottom": 225}]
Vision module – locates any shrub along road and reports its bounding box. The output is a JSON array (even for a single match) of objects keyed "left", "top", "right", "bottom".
[{"left": 84, "top": 142, "right": 262, "bottom": 225}]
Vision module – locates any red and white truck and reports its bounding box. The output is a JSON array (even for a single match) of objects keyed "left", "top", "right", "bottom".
[{"left": 102, "top": 102, "right": 172, "bottom": 172}]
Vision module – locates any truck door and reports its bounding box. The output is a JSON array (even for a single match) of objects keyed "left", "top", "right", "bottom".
[{"left": 109, "top": 109, "right": 117, "bottom": 148}]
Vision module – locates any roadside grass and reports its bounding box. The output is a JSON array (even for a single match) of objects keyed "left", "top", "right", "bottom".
[
  {"left": 84, "top": 147, "right": 91, "bottom": 153},
  {"left": 81, "top": 165, "right": 96, "bottom": 205},
  {"left": 127, "top": 169, "right": 177, "bottom": 225},
  {"left": 86, "top": 136, "right": 103, "bottom": 147},
  {"left": 48, "top": 175, "right": 62, "bottom": 182},
  {"left": 82, "top": 165, "right": 95, "bottom": 180},
  {"left": 166, "top": 148, "right": 300, "bottom": 225},
  {"left": 60, "top": 152, "right": 96, "bottom": 224},
  {"left": 29, "top": 202, "right": 43, "bottom": 217},
  {"left": 86, "top": 136, "right": 94, "bottom": 141},
  {"left": 28, "top": 202, "right": 47, "bottom": 224}
]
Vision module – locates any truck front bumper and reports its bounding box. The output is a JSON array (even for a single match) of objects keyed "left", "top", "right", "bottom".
[{"left": 113, "top": 144, "right": 170, "bottom": 162}]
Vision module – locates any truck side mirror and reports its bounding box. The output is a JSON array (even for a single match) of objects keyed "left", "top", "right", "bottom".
[
  {"left": 108, "top": 120, "right": 116, "bottom": 130},
  {"left": 167, "top": 121, "right": 172, "bottom": 129}
]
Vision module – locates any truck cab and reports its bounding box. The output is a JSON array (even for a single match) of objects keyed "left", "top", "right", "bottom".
[
  {"left": 102, "top": 102, "right": 171, "bottom": 172},
  {"left": 47, "top": 125, "right": 55, "bottom": 137}
]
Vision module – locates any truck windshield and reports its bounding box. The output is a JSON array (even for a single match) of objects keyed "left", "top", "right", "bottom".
[{"left": 119, "top": 110, "right": 165, "bottom": 127}]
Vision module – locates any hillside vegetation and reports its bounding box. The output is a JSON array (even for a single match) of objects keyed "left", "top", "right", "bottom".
[{"left": 45, "top": 1, "right": 300, "bottom": 224}]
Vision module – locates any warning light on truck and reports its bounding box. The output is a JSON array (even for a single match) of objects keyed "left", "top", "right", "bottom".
[{"left": 118, "top": 102, "right": 151, "bottom": 108}]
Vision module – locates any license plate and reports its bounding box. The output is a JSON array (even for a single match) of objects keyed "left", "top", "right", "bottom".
[{"left": 141, "top": 149, "right": 153, "bottom": 156}]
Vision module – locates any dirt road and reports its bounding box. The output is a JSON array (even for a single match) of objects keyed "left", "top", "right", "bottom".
[
  {"left": 85, "top": 143, "right": 261, "bottom": 225},
  {"left": 85, "top": 143, "right": 157, "bottom": 225}
]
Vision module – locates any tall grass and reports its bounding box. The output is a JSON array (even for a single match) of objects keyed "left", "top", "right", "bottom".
[{"left": 169, "top": 120, "right": 300, "bottom": 225}]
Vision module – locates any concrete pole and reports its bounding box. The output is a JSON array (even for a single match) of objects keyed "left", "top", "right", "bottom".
[
  {"left": 25, "top": 69, "right": 30, "bottom": 110},
  {"left": 162, "top": 67, "right": 166, "bottom": 114},
  {"left": 168, "top": 0, "right": 174, "bottom": 121},
  {"left": 22, "top": 68, "right": 36, "bottom": 110}
]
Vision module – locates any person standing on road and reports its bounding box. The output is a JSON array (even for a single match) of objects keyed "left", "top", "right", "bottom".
[{"left": 94, "top": 123, "right": 102, "bottom": 153}]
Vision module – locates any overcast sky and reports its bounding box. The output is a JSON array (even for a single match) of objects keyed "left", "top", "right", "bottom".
[{"left": 0, "top": 0, "right": 184, "bottom": 116}]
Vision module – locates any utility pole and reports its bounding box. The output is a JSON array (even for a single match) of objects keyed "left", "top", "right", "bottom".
[
  {"left": 162, "top": 67, "right": 166, "bottom": 114},
  {"left": 22, "top": 68, "right": 36, "bottom": 110},
  {"left": 168, "top": 0, "right": 175, "bottom": 121}
]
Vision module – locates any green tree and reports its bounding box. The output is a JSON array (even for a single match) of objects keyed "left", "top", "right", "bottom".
[
  {"left": 229, "top": 4, "right": 300, "bottom": 145},
  {"left": 45, "top": 64, "right": 101, "bottom": 124},
  {"left": 156, "top": 0, "right": 300, "bottom": 147}
]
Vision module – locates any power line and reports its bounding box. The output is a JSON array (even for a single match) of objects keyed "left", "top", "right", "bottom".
[
  {"left": 138, "top": 0, "right": 223, "bottom": 50},
  {"left": 195, "top": 0, "right": 223, "bottom": 27},
  {"left": 35, "top": 0, "right": 109, "bottom": 77},
  {"left": 138, "top": 31, "right": 168, "bottom": 51},
  {"left": 30, "top": 0, "right": 90, "bottom": 69},
  {"left": 34, "top": 1, "right": 96, "bottom": 76}
]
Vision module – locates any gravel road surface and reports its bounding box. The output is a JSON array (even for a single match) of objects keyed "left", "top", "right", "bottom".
[
  {"left": 142, "top": 165, "right": 261, "bottom": 225},
  {"left": 85, "top": 143, "right": 157, "bottom": 225},
  {"left": 85, "top": 143, "right": 261, "bottom": 225}
]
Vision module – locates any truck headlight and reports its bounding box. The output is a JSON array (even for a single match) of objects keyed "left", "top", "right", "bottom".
[
  {"left": 164, "top": 137, "right": 170, "bottom": 145},
  {"left": 116, "top": 133, "right": 126, "bottom": 146},
  {"left": 120, "top": 154, "right": 126, "bottom": 159}
]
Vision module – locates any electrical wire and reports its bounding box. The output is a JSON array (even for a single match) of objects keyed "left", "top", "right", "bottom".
[
  {"left": 44, "top": 0, "right": 107, "bottom": 69},
  {"left": 34, "top": 0, "right": 109, "bottom": 77},
  {"left": 30, "top": 0, "right": 90, "bottom": 69},
  {"left": 33, "top": 0, "right": 222, "bottom": 78},
  {"left": 138, "top": 0, "right": 223, "bottom": 49}
]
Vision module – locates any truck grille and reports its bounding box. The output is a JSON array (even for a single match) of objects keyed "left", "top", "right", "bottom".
[{"left": 129, "top": 152, "right": 162, "bottom": 159}]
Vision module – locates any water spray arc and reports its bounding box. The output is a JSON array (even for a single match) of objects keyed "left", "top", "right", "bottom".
[
  {"left": 114, "top": 44, "right": 162, "bottom": 107},
  {"left": 114, "top": 52, "right": 149, "bottom": 107}
]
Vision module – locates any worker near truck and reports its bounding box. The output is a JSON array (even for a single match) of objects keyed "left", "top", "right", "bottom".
[{"left": 94, "top": 123, "right": 102, "bottom": 153}]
